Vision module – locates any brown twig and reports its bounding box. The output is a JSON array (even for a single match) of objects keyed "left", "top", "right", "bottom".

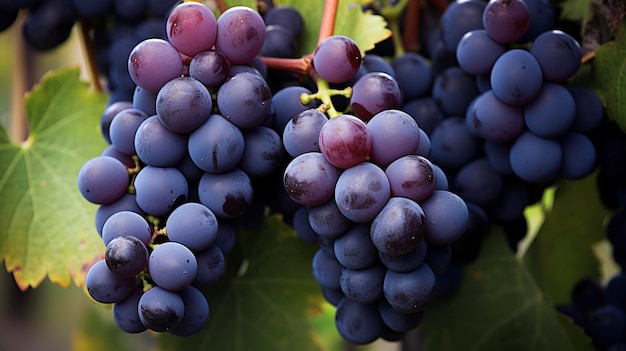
[
  {"left": 77, "top": 17, "right": 103, "bottom": 93},
  {"left": 214, "top": 0, "right": 228, "bottom": 14},
  {"left": 427, "top": 0, "right": 449, "bottom": 14},
  {"left": 260, "top": 56, "right": 312, "bottom": 76},
  {"left": 11, "top": 13, "right": 28, "bottom": 143},
  {"left": 402, "top": 0, "right": 421, "bottom": 53}
]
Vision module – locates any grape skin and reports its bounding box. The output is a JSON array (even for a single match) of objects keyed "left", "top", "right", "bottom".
[
  {"left": 105, "top": 235, "right": 149, "bottom": 278},
  {"left": 77, "top": 156, "right": 130, "bottom": 205},
  {"left": 148, "top": 242, "right": 198, "bottom": 291},
  {"left": 334, "top": 162, "right": 391, "bottom": 223},
  {"left": 166, "top": 1, "right": 217, "bottom": 57},
  {"left": 215, "top": 6, "right": 266, "bottom": 65},
  {"left": 138, "top": 286, "right": 185, "bottom": 332},
  {"left": 319, "top": 114, "right": 372, "bottom": 169},
  {"left": 127, "top": 38, "right": 183, "bottom": 93},
  {"left": 283, "top": 152, "right": 341, "bottom": 207},
  {"left": 313, "top": 35, "right": 362, "bottom": 84}
]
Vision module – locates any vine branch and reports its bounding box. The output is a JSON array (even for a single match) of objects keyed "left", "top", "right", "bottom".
[
  {"left": 317, "top": 0, "right": 340, "bottom": 45},
  {"left": 77, "top": 18, "right": 103, "bottom": 93}
]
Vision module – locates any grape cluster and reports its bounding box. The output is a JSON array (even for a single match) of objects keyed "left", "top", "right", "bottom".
[
  {"left": 280, "top": 35, "right": 469, "bottom": 344},
  {"left": 78, "top": 2, "right": 281, "bottom": 335},
  {"left": 412, "top": 0, "right": 604, "bottom": 261},
  {"left": 557, "top": 273, "right": 626, "bottom": 350}
]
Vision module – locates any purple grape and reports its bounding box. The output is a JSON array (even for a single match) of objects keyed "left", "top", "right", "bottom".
[
  {"left": 420, "top": 190, "right": 469, "bottom": 245},
  {"left": 385, "top": 155, "right": 437, "bottom": 203},
  {"left": 283, "top": 152, "right": 341, "bottom": 207},
  {"left": 471, "top": 89, "right": 525, "bottom": 142},
  {"left": 148, "top": 241, "right": 198, "bottom": 291},
  {"left": 313, "top": 35, "right": 362, "bottom": 83},
  {"left": 169, "top": 286, "right": 210, "bottom": 336},
  {"left": 128, "top": 38, "right": 184, "bottom": 93},
  {"left": 371, "top": 197, "right": 426, "bottom": 256},
  {"left": 166, "top": 1, "right": 217, "bottom": 57},
  {"left": 334, "top": 162, "right": 391, "bottom": 223},
  {"left": 339, "top": 263, "right": 386, "bottom": 304},
  {"left": 134, "top": 116, "right": 188, "bottom": 167},
  {"left": 283, "top": 108, "right": 328, "bottom": 158},
  {"left": 133, "top": 166, "right": 188, "bottom": 217},
  {"left": 456, "top": 29, "right": 507, "bottom": 75},
  {"left": 138, "top": 286, "right": 184, "bottom": 332},
  {"left": 189, "top": 50, "right": 231, "bottom": 88},
  {"left": 383, "top": 264, "right": 436, "bottom": 313},
  {"left": 509, "top": 131, "right": 562, "bottom": 183},
  {"left": 367, "top": 109, "right": 421, "bottom": 167},
  {"left": 188, "top": 114, "right": 245, "bottom": 174},
  {"left": 335, "top": 299, "right": 385, "bottom": 345},
  {"left": 530, "top": 30, "right": 581, "bottom": 83},
  {"left": 350, "top": 72, "right": 402, "bottom": 121},
  {"left": 216, "top": 72, "right": 272, "bottom": 129},
  {"left": 490, "top": 49, "right": 543, "bottom": 106},
  {"left": 319, "top": 114, "right": 372, "bottom": 169},
  {"left": 198, "top": 168, "right": 253, "bottom": 219},
  {"left": 105, "top": 235, "right": 149, "bottom": 278},
  {"left": 166, "top": 202, "right": 218, "bottom": 252},
  {"left": 482, "top": 0, "right": 530, "bottom": 44},
  {"left": 333, "top": 223, "right": 378, "bottom": 270},
  {"left": 86, "top": 259, "right": 136, "bottom": 304},
  {"left": 113, "top": 288, "right": 146, "bottom": 333},
  {"left": 155, "top": 76, "right": 213, "bottom": 134},
  {"left": 215, "top": 6, "right": 265, "bottom": 65},
  {"left": 78, "top": 156, "right": 129, "bottom": 205}
]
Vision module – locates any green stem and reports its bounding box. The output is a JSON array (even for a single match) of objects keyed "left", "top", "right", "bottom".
[
  {"left": 302, "top": 79, "right": 353, "bottom": 118},
  {"left": 379, "top": 0, "right": 411, "bottom": 57},
  {"left": 389, "top": 18, "right": 406, "bottom": 58}
]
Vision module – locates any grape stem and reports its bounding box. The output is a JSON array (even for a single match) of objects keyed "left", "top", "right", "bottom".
[
  {"left": 213, "top": 0, "right": 228, "bottom": 14},
  {"left": 10, "top": 13, "right": 29, "bottom": 143},
  {"left": 77, "top": 18, "right": 103, "bottom": 93},
  {"left": 302, "top": 81, "right": 352, "bottom": 118},
  {"left": 317, "top": 0, "right": 340, "bottom": 45},
  {"left": 260, "top": 56, "right": 312, "bottom": 76},
  {"left": 401, "top": 0, "right": 420, "bottom": 53}
]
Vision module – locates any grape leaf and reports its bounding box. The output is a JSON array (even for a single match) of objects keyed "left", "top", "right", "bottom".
[
  {"left": 419, "top": 230, "right": 594, "bottom": 351},
  {"left": 275, "top": 0, "right": 392, "bottom": 56},
  {"left": 220, "top": 0, "right": 257, "bottom": 14},
  {"left": 559, "top": 0, "right": 593, "bottom": 23},
  {"left": 0, "top": 68, "right": 107, "bottom": 290},
  {"left": 591, "top": 22, "right": 626, "bottom": 133},
  {"left": 159, "top": 214, "right": 326, "bottom": 351},
  {"left": 524, "top": 174, "right": 610, "bottom": 304}
]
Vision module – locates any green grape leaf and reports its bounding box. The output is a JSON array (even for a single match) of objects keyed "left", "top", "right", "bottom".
[
  {"left": 419, "top": 230, "right": 594, "bottom": 351},
  {"left": 219, "top": 0, "right": 257, "bottom": 14},
  {"left": 275, "top": 0, "right": 392, "bottom": 56},
  {"left": 559, "top": 0, "right": 593, "bottom": 23},
  {"left": 524, "top": 174, "right": 610, "bottom": 304},
  {"left": 159, "top": 214, "right": 327, "bottom": 351},
  {"left": 591, "top": 22, "right": 626, "bottom": 133},
  {"left": 0, "top": 67, "right": 107, "bottom": 290}
]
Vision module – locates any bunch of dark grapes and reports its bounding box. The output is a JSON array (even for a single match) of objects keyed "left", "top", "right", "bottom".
[
  {"left": 557, "top": 272, "right": 626, "bottom": 350},
  {"left": 78, "top": 2, "right": 282, "bottom": 335},
  {"left": 404, "top": 0, "right": 604, "bottom": 263},
  {"left": 279, "top": 34, "right": 470, "bottom": 344}
]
